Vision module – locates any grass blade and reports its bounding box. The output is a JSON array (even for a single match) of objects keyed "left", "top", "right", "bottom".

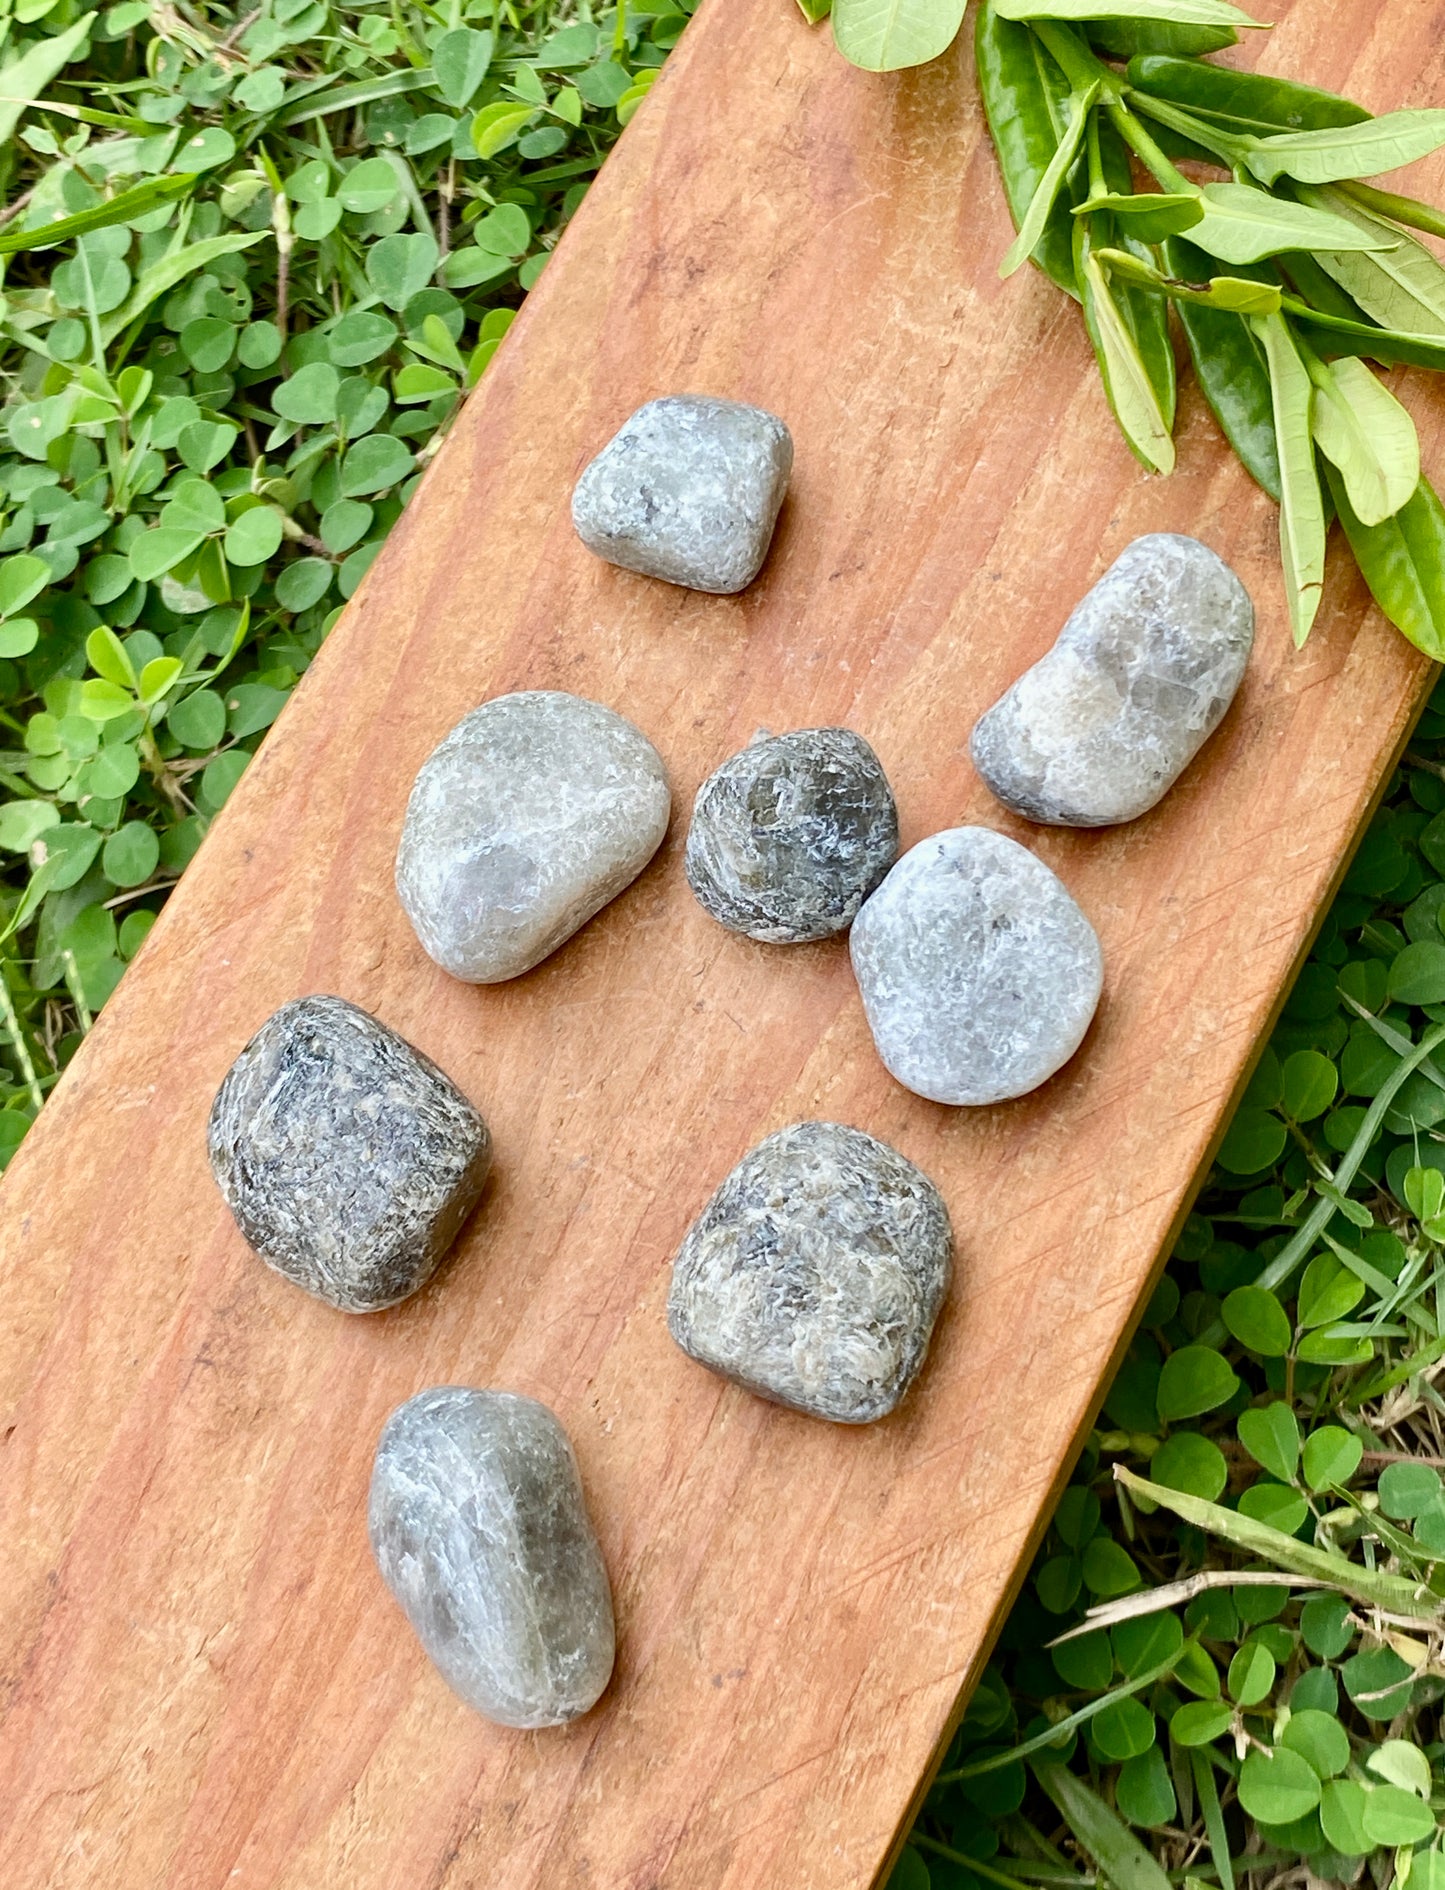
[
  {"left": 0, "top": 11, "right": 95, "bottom": 147},
  {"left": 1033, "top": 1762, "right": 1175, "bottom": 1890},
  {"left": 0, "top": 175, "right": 195, "bottom": 257}
]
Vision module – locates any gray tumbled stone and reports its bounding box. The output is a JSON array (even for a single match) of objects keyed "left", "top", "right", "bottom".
[
  {"left": 685, "top": 727, "right": 899, "bottom": 943},
  {"left": 369, "top": 1387, "right": 615, "bottom": 1729},
  {"left": 850, "top": 828, "right": 1102, "bottom": 1106},
  {"left": 396, "top": 690, "right": 671, "bottom": 983},
  {"left": 571, "top": 395, "right": 793, "bottom": 593},
  {"left": 667, "top": 1120, "right": 952, "bottom": 1424},
  {"left": 970, "top": 533, "right": 1254, "bottom": 827},
  {"left": 208, "top": 995, "right": 491, "bottom": 1312}
]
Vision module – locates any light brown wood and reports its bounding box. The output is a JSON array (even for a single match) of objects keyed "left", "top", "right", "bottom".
[{"left": 3, "top": 3, "right": 1443, "bottom": 1885}]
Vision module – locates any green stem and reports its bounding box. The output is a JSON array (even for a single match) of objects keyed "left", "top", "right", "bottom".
[
  {"left": 1125, "top": 88, "right": 1252, "bottom": 168},
  {"left": 1030, "top": 20, "right": 1119, "bottom": 101},
  {"left": 910, "top": 1837, "right": 1072, "bottom": 1890},
  {"left": 936, "top": 1649, "right": 1183, "bottom": 1782},
  {"left": 1105, "top": 98, "right": 1193, "bottom": 194},
  {"left": 0, "top": 956, "right": 43, "bottom": 1113},
  {"left": 1339, "top": 179, "right": 1445, "bottom": 240}
]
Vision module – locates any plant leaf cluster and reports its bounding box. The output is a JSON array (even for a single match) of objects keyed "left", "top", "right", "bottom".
[
  {"left": 818, "top": 0, "right": 1445, "bottom": 657},
  {"left": 0, "top": 0, "right": 685, "bottom": 1149}
]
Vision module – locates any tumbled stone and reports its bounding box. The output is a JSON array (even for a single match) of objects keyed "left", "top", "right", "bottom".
[
  {"left": 208, "top": 995, "right": 491, "bottom": 1312},
  {"left": 667, "top": 1120, "right": 952, "bottom": 1423},
  {"left": 396, "top": 690, "right": 671, "bottom": 982},
  {"left": 685, "top": 727, "right": 899, "bottom": 943},
  {"left": 571, "top": 394, "right": 793, "bottom": 593},
  {"left": 850, "top": 828, "right": 1102, "bottom": 1106},
  {"left": 970, "top": 533, "right": 1254, "bottom": 827},
  {"left": 369, "top": 1387, "right": 615, "bottom": 1729}
]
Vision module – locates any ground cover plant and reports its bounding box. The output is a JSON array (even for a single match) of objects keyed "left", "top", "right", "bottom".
[{"left": 5, "top": 5, "right": 1445, "bottom": 1889}]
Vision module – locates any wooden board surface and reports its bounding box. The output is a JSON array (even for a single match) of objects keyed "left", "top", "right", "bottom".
[{"left": 3, "top": 2, "right": 1443, "bottom": 1885}]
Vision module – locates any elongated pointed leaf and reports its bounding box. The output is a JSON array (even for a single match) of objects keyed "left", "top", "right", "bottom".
[
  {"left": 1246, "top": 108, "right": 1445, "bottom": 185},
  {"left": 1172, "top": 290, "right": 1280, "bottom": 496},
  {"left": 0, "top": 174, "right": 195, "bottom": 257},
  {"left": 1309, "top": 356, "right": 1419, "bottom": 525},
  {"left": 1097, "top": 120, "right": 1177, "bottom": 432},
  {"left": 975, "top": 8, "right": 1080, "bottom": 297},
  {"left": 1298, "top": 184, "right": 1445, "bottom": 335},
  {"left": 1191, "top": 182, "right": 1393, "bottom": 265},
  {"left": 1253, "top": 312, "right": 1325, "bottom": 644},
  {"left": 1116, "top": 1465, "right": 1436, "bottom": 1613},
  {"left": 1034, "top": 1764, "right": 1176, "bottom": 1890},
  {"left": 1072, "top": 189, "right": 1203, "bottom": 242},
  {"left": 99, "top": 233, "right": 267, "bottom": 347},
  {"left": 1097, "top": 245, "right": 1281, "bottom": 311},
  {"left": 832, "top": 0, "right": 966, "bottom": 71},
  {"left": 995, "top": 0, "right": 1259, "bottom": 26},
  {"left": 1001, "top": 81, "right": 1099, "bottom": 276},
  {"left": 1327, "top": 467, "right": 1445, "bottom": 660},
  {"left": 1078, "top": 230, "right": 1175, "bottom": 473},
  {"left": 0, "top": 11, "right": 94, "bottom": 147}
]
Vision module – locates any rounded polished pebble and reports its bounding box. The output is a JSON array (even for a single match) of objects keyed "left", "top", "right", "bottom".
[
  {"left": 369, "top": 1387, "right": 615, "bottom": 1729},
  {"left": 684, "top": 727, "right": 899, "bottom": 943},
  {"left": 208, "top": 994, "right": 491, "bottom": 1312},
  {"left": 570, "top": 394, "right": 793, "bottom": 594},
  {"left": 395, "top": 690, "right": 671, "bottom": 983},
  {"left": 667, "top": 1120, "right": 953, "bottom": 1423},
  {"left": 850, "top": 828, "right": 1102, "bottom": 1106},
  {"left": 970, "top": 533, "right": 1255, "bottom": 827}
]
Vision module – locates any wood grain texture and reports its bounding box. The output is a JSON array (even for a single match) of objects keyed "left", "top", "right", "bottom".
[{"left": 2, "top": 3, "right": 1442, "bottom": 1885}]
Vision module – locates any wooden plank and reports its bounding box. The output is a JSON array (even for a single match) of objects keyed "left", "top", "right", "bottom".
[{"left": 2, "top": 2, "right": 1442, "bottom": 1884}]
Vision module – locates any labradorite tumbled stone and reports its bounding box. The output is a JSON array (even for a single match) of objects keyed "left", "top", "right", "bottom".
[
  {"left": 369, "top": 1387, "right": 615, "bottom": 1729},
  {"left": 850, "top": 828, "right": 1102, "bottom": 1106},
  {"left": 571, "top": 394, "right": 793, "bottom": 593},
  {"left": 667, "top": 1120, "right": 953, "bottom": 1424},
  {"left": 684, "top": 727, "right": 899, "bottom": 943},
  {"left": 970, "top": 533, "right": 1254, "bottom": 827},
  {"left": 395, "top": 690, "right": 671, "bottom": 983},
  {"left": 208, "top": 994, "right": 491, "bottom": 1312}
]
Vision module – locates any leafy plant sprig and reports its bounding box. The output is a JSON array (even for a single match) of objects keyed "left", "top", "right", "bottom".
[{"left": 811, "top": 0, "right": 1445, "bottom": 656}]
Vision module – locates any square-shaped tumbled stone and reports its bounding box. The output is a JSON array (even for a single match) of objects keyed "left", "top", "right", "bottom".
[
  {"left": 208, "top": 995, "right": 491, "bottom": 1312},
  {"left": 667, "top": 1120, "right": 952, "bottom": 1423},
  {"left": 571, "top": 394, "right": 793, "bottom": 593}
]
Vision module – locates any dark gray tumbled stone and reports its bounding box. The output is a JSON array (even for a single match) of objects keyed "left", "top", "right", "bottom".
[
  {"left": 685, "top": 728, "right": 898, "bottom": 943},
  {"left": 850, "top": 828, "right": 1102, "bottom": 1106},
  {"left": 369, "top": 1387, "right": 615, "bottom": 1729},
  {"left": 208, "top": 995, "right": 491, "bottom": 1312},
  {"left": 571, "top": 394, "right": 793, "bottom": 593},
  {"left": 970, "top": 533, "right": 1254, "bottom": 827},
  {"left": 396, "top": 690, "right": 671, "bottom": 983},
  {"left": 667, "top": 1120, "right": 952, "bottom": 1424}
]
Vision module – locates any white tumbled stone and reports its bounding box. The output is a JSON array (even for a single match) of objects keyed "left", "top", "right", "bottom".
[
  {"left": 850, "top": 827, "right": 1102, "bottom": 1106},
  {"left": 395, "top": 690, "right": 671, "bottom": 983}
]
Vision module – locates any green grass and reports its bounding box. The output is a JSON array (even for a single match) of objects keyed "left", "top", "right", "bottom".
[{"left": 3, "top": 6, "right": 1445, "bottom": 1887}]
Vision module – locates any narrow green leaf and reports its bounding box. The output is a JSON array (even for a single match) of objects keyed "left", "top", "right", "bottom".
[
  {"left": 0, "top": 12, "right": 95, "bottom": 148},
  {"left": 1308, "top": 354, "right": 1419, "bottom": 526},
  {"left": 1096, "top": 245, "right": 1280, "bottom": 311},
  {"left": 99, "top": 233, "right": 266, "bottom": 347},
  {"left": 1327, "top": 467, "right": 1445, "bottom": 660},
  {"left": 273, "top": 68, "right": 433, "bottom": 129},
  {"left": 1246, "top": 109, "right": 1445, "bottom": 186},
  {"left": 1073, "top": 190, "right": 1203, "bottom": 242},
  {"left": 1297, "top": 184, "right": 1445, "bottom": 336},
  {"left": 1002, "top": 82, "right": 1099, "bottom": 276},
  {"left": 995, "top": 0, "right": 1260, "bottom": 25},
  {"left": 832, "top": 0, "right": 968, "bottom": 73},
  {"left": 1115, "top": 1466, "right": 1435, "bottom": 1615},
  {"left": 975, "top": 6, "right": 1080, "bottom": 299},
  {"left": 1252, "top": 312, "right": 1325, "bottom": 644},
  {"left": 1191, "top": 182, "right": 1393, "bottom": 266},
  {"left": 0, "top": 174, "right": 195, "bottom": 257},
  {"left": 1078, "top": 228, "right": 1175, "bottom": 473},
  {"left": 1033, "top": 1763, "right": 1175, "bottom": 1890}
]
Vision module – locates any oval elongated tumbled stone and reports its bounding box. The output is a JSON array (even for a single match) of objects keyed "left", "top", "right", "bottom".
[
  {"left": 850, "top": 828, "right": 1102, "bottom": 1106},
  {"left": 208, "top": 995, "right": 491, "bottom": 1312},
  {"left": 571, "top": 394, "right": 793, "bottom": 593},
  {"left": 667, "top": 1120, "right": 952, "bottom": 1423},
  {"left": 369, "top": 1387, "right": 615, "bottom": 1729},
  {"left": 684, "top": 727, "right": 899, "bottom": 943},
  {"left": 396, "top": 691, "right": 671, "bottom": 982},
  {"left": 970, "top": 533, "right": 1255, "bottom": 826}
]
